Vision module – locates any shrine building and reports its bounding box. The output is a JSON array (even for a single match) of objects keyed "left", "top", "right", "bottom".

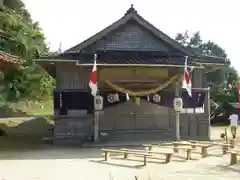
[{"left": 38, "top": 5, "right": 226, "bottom": 145}]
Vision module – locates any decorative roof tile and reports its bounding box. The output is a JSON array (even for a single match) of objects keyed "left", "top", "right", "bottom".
[{"left": 0, "top": 51, "right": 21, "bottom": 64}]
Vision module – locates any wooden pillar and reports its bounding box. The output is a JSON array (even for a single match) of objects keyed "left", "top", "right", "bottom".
[
  {"left": 93, "top": 95, "right": 103, "bottom": 143},
  {"left": 175, "top": 83, "right": 180, "bottom": 141},
  {"left": 205, "top": 88, "right": 211, "bottom": 139},
  {"left": 93, "top": 54, "right": 100, "bottom": 143},
  {"left": 94, "top": 110, "right": 100, "bottom": 142}
]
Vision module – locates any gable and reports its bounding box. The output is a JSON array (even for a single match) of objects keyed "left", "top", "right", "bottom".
[
  {"left": 65, "top": 8, "right": 193, "bottom": 56},
  {"left": 39, "top": 5, "right": 226, "bottom": 66},
  {"left": 83, "top": 21, "right": 180, "bottom": 54}
]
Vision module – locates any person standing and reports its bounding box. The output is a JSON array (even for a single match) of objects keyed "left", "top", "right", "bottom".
[{"left": 229, "top": 111, "right": 239, "bottom": 139}]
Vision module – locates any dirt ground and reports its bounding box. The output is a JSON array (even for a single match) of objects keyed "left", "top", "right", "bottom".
[{"left": 0, "top": 127, "right": 240, "bottom": 180}]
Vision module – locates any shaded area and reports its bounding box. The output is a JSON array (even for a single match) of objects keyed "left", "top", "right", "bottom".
[
  {"left": 0, "top": 129, "right": 7, "bottom": 136},
  {"left": 0, "top": 104, "right": 29, "bottom": 118},
  {"left": 0, "top": 148, "right": 102, "bottom": 160},
  {"left": 0, "top": 116, "right": 54, "bottom": 150}
]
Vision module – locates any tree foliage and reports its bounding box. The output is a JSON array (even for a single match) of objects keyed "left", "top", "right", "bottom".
[
  {"left": 0, "top": 1, "right": 55, "bottom": 102},
  {"left": 175, "top": 31, "right": 239, "bottom": 120},
  {"left": 3, "top": 0, "right": 31, "bottom": 22}
]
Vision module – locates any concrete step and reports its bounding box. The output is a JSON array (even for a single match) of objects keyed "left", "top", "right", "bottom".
[{"left": 53, "top": 117, "right": 93, "bottom": 146}]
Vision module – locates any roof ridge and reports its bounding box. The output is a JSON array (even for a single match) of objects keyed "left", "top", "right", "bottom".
[{"left": 64, "top": 5, "right": 193, "bottom": 56}]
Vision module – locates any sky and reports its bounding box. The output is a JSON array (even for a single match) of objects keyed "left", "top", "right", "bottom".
[{"left": 23, "top": 0, "right": 240, "bottom": 72}]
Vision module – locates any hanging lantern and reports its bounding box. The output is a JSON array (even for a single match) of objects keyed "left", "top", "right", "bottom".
[
  {"left": 107, "top": 94, "right": 115, "bottom": 103},
  {"left": 94, "top": 95, "right": 103, "bottom": 111},
  {"left": 153, "top": 94, "right": 161, "bottom": 103},
  {"left": 173, "top": 97, "right": 183, "bottom": 112}
]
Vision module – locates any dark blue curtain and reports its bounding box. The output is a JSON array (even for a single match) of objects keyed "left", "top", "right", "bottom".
[{"left": 53, "top": 89, "right": 206, "bottom": 112}]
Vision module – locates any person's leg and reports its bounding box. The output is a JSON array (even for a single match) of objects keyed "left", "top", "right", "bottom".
[
  {"left": 232, "top": 126, "right": 237, "bottom": 139},
  {"left": 231, "top": 126, "right": 235, "bottom": 138},
  {"left": 235, "top": 126, "right": 238, "bottom": 138}
]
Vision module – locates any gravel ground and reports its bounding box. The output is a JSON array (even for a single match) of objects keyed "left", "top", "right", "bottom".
[{"left": 0, "top": 127, "right": 239, "bottom": 180}]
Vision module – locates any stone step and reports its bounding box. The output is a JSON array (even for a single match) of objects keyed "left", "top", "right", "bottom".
[{"left": 53, "top": 117, "right": 93, "bottom": 146}]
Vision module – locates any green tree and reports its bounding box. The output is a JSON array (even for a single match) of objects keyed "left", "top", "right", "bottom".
[
  {"left": 0, "top": 2, "right": 55, "bottom": 101},
  {"left": 3, "top": 0, "right": 31, "bottom": 22},
  {"left": 175, "top": 31, "right": 239, "bottom": 119}
]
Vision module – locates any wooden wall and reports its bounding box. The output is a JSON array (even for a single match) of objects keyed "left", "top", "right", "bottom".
[
  {"left": 178, "top": 68, "right": 210, "bottom": 140},
  {"left": 54, "top": 63, "right": 210, "bottom": 141},
  {"left": 56, "top": 62, "right": 90, "bottom": 90}
]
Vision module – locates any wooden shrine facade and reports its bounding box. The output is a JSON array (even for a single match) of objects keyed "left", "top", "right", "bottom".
[{"left": 38, "top": 5, "right": 227, "bottom": 145}]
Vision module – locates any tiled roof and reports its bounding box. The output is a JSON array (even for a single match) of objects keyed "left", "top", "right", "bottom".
[
  {"left": 38, "top": 5, "right": 227, "bottom": 66},
  {"left": 0, "top": 51, "right": 21, "bottom": 64},
  {"left": 40, "top": 51, "right": 201, "bottom": 66},
  {"left": 65, "top": 6, "right": 193, "bottom": 56}
]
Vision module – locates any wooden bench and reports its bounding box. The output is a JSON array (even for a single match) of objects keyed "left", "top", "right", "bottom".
[
  {"left": 192, "top": 143, "right": 211, "bottom": 158},
  {"left": 190, "top": 140, "right": 233, "bottom": 155},
  {"left": 100, "top": 148, "right": 151, "bottom": 166},
  {"left": 173, "top": 142, "right": 210, "bottom": 158},
  {"left": 142, "top": 143, "right": 172, "bottom": 151},
  {"left": 227, "top": 150, "right": 240, "bottom": 165},
  {"left": 172, "top": 146, "right": 194, "bottom": 160},
  {"left": 172, "top": 142, "right": 192, "bottom": 153},
  {"left": 121, "top": 148, "right": 173, "bottom": 163},
  {"left": 211, "top": 143, "right": 232, "bottom": 154},
  {"left": 143, "top": 144, "right": 193, "bottom": 160}
]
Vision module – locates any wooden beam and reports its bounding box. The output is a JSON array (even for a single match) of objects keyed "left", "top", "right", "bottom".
[{"left": 76, "top": 62, "right": 203, "bottom": 68}]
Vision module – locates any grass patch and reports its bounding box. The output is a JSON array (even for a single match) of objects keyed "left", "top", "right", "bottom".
[
  {"left": 9, "top": 100, "right": 53, "bottom": 116},
  {"left": 0, "top": 99, "right": 53, "bottom": 118}
]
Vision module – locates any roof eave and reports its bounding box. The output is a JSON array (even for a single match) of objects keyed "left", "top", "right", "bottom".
[
  {"left": 36, "top": 59, "right": 76, "bottom": 63},
  {"left": 192, "top": 54, "right": 227, "bottom": 65},
  {"left": 76, "top": 62, "right": 203, "bottom": 68}
]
